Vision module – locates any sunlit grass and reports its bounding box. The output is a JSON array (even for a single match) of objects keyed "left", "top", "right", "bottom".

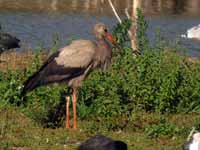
[
  {"left": 0, "top": 49, "right": 199, "bottom": 71},
  {"left": 0, "top": 50, "right": 47, "bottom": 71}
]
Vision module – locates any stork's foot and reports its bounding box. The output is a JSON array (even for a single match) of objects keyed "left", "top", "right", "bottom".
[
  {"left": 73, "top": 123, "right": 77, "bottom": 129},
  {"left": 66, "top": 123, "right": 70, "bottom": 129}
]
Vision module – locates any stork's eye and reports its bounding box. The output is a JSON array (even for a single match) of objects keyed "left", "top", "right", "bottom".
[{"left": 104, "top": 29, "right": 108, "bottom": 32}]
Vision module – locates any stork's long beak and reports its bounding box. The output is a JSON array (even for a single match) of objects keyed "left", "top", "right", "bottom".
[
  {"left": 106, "top": 33, "right": 121, "bottom": 50},
  {"left": 106, "top": 33, "right": 117, "bottom": 45}
]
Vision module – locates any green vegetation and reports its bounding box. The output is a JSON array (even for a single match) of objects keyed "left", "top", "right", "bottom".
[
  {"left": 1, "top": 107, "right": 200, "bottom": 150},
  {"left": 0, "top": 9, "right": 200, "bottom": 149}
]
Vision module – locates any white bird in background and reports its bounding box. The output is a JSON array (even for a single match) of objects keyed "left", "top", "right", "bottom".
[
  {"left": 183, "top": 132, "right": 200, "bottom": 150},
  {"left": 181, "top": 24, "right": 200, "bottom": 40}
]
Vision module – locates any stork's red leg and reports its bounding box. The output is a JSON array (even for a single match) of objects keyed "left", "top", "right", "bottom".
[
  {"left": 72, "top": 88, "right": 77, "bottom": 129},
  {"left": 66, "top": 96, "right": 70, "bottom": 129}
]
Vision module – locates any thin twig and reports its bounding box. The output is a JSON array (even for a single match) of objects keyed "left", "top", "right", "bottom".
[
  {"left": 187, "top": 127, "right": 196, "bottom": 141},
  {"left": 107, "top": 0, "right": 122, "bottom": 23},
  {"left": 125, "top": 8, "right": 130, "bottom": 19}
]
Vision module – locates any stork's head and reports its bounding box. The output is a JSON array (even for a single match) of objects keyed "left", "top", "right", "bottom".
[{"left": 93, "top": 23, "right": 116, "bottom": 44}]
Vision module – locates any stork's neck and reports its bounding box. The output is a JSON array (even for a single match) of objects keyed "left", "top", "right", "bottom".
[
  {"left": 94, "top": 38, "right": 112, "bottom": 70},
  {"left": 96, "top": 38, "right": 111, "bottom": 49},
  {"left": 95, "top": 38, "right": 112, "bottom": 58}
]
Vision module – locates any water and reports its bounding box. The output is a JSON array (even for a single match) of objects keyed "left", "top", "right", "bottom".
[
  {"left": 0, "top": 12, "right": 117, "bottom": 49},
  {"left": 0, "top": 0, "right": 199, "bottom": 56}
]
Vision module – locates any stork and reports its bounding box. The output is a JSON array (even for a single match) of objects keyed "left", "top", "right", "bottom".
[{"left": 21, "top": 23, "right": 116, "bottom": 129}]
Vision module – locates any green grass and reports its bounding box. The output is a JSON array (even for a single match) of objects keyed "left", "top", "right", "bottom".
[{"left": 1, "top": 106, "right": 199, "bottom": 150}]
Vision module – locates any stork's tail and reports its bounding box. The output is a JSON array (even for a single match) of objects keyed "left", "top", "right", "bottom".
[
  {"left": 19, "top": 75, "right": 39, "bottom": 106},
  {"left": 21, "top": 72, "right": 41, "bottom": 97}
]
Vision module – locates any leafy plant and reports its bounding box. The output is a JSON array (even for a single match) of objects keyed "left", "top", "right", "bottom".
[
  {"left": 112, "top": 19, "right": 132, "bottom": 47},
  {"left": 145, "top": 117, "right": 183, "bottom": 138},
  {"left": 137, "top": 8, "right": 149, "bottom": 52}
]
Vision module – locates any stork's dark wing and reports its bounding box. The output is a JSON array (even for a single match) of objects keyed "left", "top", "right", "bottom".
[{"left": 21, "top": 40, "right": 96, "bottom": 95}]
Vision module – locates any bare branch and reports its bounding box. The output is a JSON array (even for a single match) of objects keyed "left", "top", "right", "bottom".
[
  {"left": 107, "top": 0, "right": 139, "bottom": 55},
  {"left": 133, "top": 0, "right": 139, "bottom": 19},
  {"left": 107, "top": 0, "right": 122, "bottom": 23}
]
